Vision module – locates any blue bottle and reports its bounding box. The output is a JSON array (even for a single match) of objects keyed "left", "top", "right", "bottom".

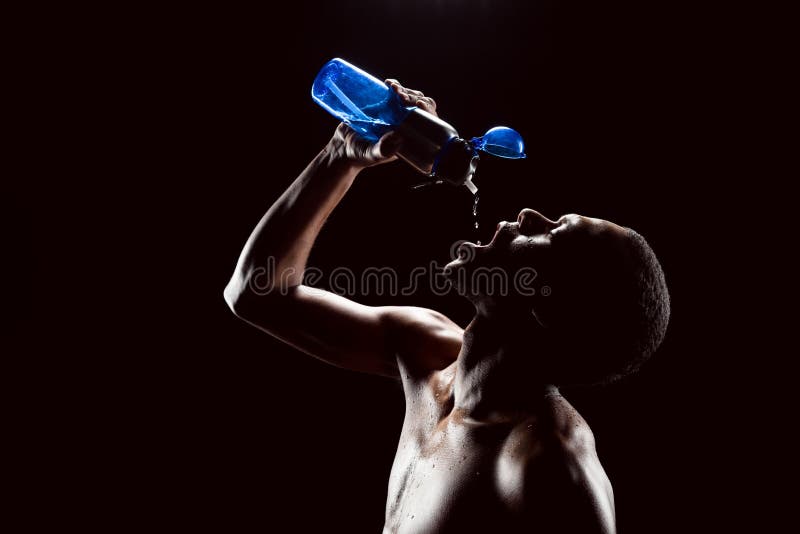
[
  {"left": 312, "top": 58, "right": 526, "bottom": 194},
  {"left": 312, "top": 58, "right": 412, "bottom": 143}
]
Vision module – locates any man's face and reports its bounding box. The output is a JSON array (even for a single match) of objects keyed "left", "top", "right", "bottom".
[{"left": 444, "top": 209, "right": 629, "bottom": 302}]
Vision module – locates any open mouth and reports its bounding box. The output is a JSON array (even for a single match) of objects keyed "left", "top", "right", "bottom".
[
  {"left": 449, "top": 222, "right": 514, "bottom": 267},
  {"left": 460, "top": 222, "right": 507, "bottom": 252},
  {"left": 484, "top": 221, "right": 512, "bottom": 246}
]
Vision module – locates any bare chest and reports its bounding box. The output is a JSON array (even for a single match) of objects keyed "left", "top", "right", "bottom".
[{"left": 383, "top": 409, "right": 519, "bottom": 534}]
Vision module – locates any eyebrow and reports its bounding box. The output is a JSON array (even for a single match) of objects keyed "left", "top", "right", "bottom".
[
  {"left": 551, "top": 215, "right": 580, "bottom": 238},
  {"left": 557, "top": 215, "right": 575, "bottom": 227}
]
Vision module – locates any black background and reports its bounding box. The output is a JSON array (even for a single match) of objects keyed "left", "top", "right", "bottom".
[{"left": 19, "top": 0, "right": 765, "bottom": 532}]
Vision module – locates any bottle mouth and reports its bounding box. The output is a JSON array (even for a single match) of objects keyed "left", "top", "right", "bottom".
[{"left": 427, "top": 126, "right": 526, "bottom": 193}]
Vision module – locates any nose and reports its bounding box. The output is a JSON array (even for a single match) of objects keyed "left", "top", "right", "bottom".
[{"left": 517, "top": 209, "right": 556, "bottom": 234}]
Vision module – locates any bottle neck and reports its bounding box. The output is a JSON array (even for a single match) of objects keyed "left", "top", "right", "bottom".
[
  {"left": 394, "top": 108, "right": 478, "bottom": 192},
  {"left": 434, "top": 137, "right": 479, "bottom": 192},
  {"left": 395, "top": 108, "right": 459, "bottom": 174}
]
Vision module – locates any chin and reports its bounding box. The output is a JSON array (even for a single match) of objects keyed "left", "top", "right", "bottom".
[
  {"left": 444, "top": 256, "right": 465, "bottom": 273},
  {"left": 443, "top": 240, "right": 495, "bottom": 294},
  {"left": 445, "top": 263, "right": 484, "bottom": 299},
  {"left": 441, "top": 260, "right": 465, "bottom": 293},
  {"left": 443, "top": 260, "right": 463, "bottom": 285}
]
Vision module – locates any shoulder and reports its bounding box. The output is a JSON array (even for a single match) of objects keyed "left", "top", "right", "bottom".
[
  {"left": 382, "top": 306, "right": 461, "bottom": 334},
  {"left": 497, "top": 410, "right": 615, "bottom": 532},
  {"left": 381, "top": 306, "right": 463, "bottom": 378}
]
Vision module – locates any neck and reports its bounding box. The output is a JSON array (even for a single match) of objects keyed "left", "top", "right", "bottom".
[{"left": 454, "top": 309, "right": 559, "bottom": 422}]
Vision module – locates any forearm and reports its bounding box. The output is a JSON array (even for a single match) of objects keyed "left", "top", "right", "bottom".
[{"left": 225, "top": 142, "right": 360, "bottom": 303}]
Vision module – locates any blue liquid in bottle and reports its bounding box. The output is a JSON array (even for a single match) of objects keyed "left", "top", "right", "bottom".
[{"left": 311, "top": 58, "right": 414, "bottom": 143}]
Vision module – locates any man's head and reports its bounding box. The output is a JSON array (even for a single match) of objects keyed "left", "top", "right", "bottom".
[{"left": 444, "top": 209, "right": 670, "bottom": 385}]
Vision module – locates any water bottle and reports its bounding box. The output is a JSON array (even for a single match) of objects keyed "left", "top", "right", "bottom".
[{"left": 311, "top": 58, "right": 526, "bottom": 194}]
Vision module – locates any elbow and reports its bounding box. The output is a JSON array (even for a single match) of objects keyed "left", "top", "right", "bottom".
[
  {"left": 223, "top": 279, "right": 247, "bottom": 318},
  {"left": 224, "top": 272, "right": 295, "bottom": 321},
  {"left": 223, "top": 277, "right": 286, "bottom": 320}
]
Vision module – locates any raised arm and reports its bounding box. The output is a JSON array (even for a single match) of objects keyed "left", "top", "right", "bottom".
[{"left": 223, "top": 82, "right": 463, "bottom": 378}]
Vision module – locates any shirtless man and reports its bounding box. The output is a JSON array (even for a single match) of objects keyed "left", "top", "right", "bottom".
[{"left": 224, "top": 81, "right": 670, "bottom": 533}]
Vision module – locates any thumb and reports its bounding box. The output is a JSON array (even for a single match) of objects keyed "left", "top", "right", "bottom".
[{"left": 375, "top": 131, "right": 403, "bottom": 158}]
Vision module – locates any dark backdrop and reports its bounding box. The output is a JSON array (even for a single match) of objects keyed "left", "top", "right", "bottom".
[{"left": 21, "top": 1, "right": 758, "bottom": 532}]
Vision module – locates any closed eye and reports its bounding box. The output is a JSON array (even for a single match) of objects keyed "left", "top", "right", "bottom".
[{"left": 549, "top": 216, "right": 570, "bottom": 238}]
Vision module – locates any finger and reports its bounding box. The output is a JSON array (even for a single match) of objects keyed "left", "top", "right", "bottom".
[
  {"left": 387, "top": 80, "right": 417, "bottom": 102},
  {"left": 415, "top": 95, "right": 437, "bottom": 113},
  {"left": 386, "top": 79, "right": 407, "bottom": 98},
  {"left": 333, "top": 122, "right": 351, "bottom": 141},
  {"left": 395, "top": 87, "right": 419, "bottom": 106},
  {"left": 386, "top": 79, "right": 437, "bottom": 113},
  {"left": 401, "top": 88, "right": 426, "bottom": 105},
  {"left": 403, "top": 88, "right": 435, "bottom": 109},
  {"left": 388, "top": 83, "right": 414, "bottom": 104},
  {"left": 336, "top": 122, "right": 362, "bottom": 143}
]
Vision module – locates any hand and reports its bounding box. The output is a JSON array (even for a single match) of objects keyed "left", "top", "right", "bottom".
[
  {"left": 326, "top": 80, "right": 439, "bottom": 170},
  {"left": 386, "top": 79, "right": 438, "bottom": 117}
]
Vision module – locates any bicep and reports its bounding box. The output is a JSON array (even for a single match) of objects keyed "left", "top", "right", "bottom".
[
  {"left": 230, "top": 286, "right": 463, "bottom": 379},
  {"left": 232, "top": 285, "right": 399, "bottom": 377}
]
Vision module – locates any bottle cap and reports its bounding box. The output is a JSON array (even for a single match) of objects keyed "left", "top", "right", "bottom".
[{"left": 470, "top": 127, "right": 526, "bottom": 159}]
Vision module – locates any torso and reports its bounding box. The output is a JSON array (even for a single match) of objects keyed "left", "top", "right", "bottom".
[{"left": 383, "top": 363, "right": 615, "bottom": 534}]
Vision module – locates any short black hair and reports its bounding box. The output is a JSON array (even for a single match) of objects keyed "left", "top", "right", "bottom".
[{"left": 544, "top": 228, "right": 670, "bottom": 385}]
